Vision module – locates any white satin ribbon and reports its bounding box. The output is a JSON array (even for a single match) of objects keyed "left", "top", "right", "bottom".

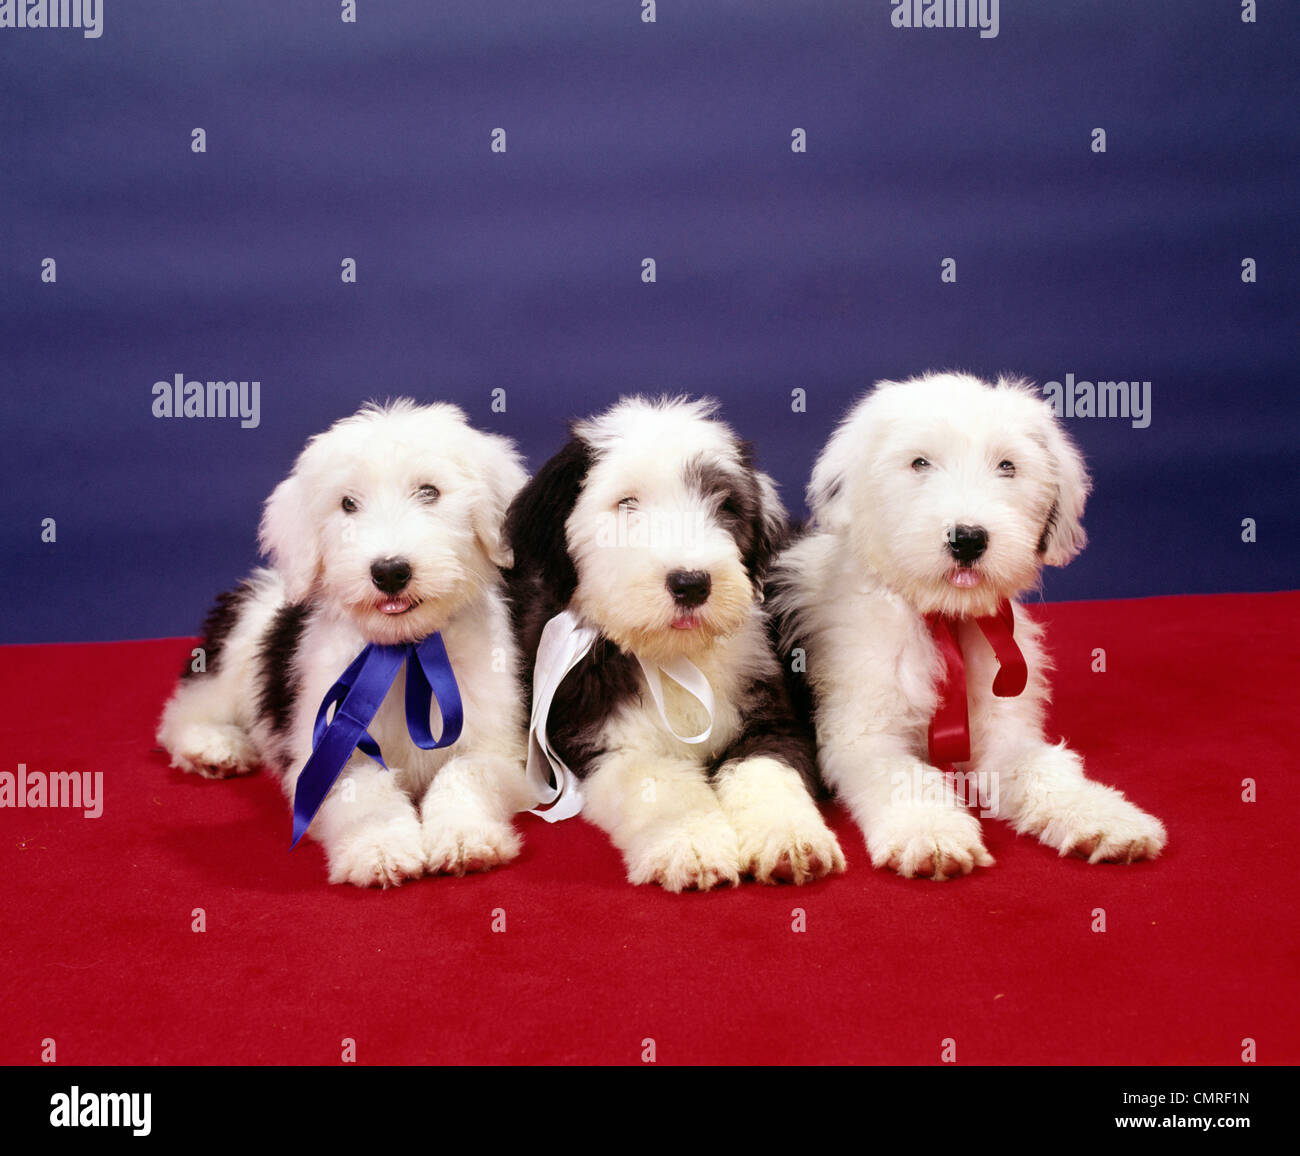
[
  {"left": 526, "top": 610, "right": 598, "bottom": 822},
  {"left": 526, "top": 609, "right": 716, "bottom": 822},
  {"left": 633, "top": 654, "right": 714, "bottom": 745}
]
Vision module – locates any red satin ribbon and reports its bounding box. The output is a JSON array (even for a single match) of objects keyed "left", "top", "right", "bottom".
[{"left": 924, "top": 598, "right": 1028, "bottom": 766}]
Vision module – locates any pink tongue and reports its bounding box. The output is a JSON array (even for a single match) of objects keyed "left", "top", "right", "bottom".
[
  {"left": 672, "top": 613, "right": 700, "bottom": 630},
  {"left": 948, "top": 569, "right": 981, "bottom": 588},
  {"left": 379, "top": 598, "right": 410, "bottom": 614}
]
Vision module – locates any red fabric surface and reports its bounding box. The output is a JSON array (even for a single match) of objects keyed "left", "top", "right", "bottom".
[{"left": 1, "top": 592, "right": 1296, "bottom": 1066}]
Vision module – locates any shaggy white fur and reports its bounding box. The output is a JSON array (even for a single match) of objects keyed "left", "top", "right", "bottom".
[
  {"left": 157, "top": 400, "right": 534, "bottom": 887},
  {"left": 771, "top": 373, "right": 1166, "bottom": 880}
]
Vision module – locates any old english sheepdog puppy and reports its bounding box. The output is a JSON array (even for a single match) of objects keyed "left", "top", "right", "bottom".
[
  {"left": 157, "top": 400, "right": 534, "bottom": 887},
  {"left": 770, "top": 373, "right": 1166, "bottom": 880},
  {"left": 506, "top": 396, "right": 845, "bottom": 892}
]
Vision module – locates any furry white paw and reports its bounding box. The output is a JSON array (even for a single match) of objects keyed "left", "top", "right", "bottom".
[
  {"left": 624, "top": 814, "right": 742, "bottom": 893},
  {"left": 729, "top": 804, "right": 846, "bottom": 885},
  {"left": 422, "top": 816, "right": 521, "bottom": 876},
  {"left": 1031, "top": 782, "right": 1167, "bottom": 864},
  {"left": 867, "top": 804, "right": 994, "bottom": 881},
  {"left": 326, "top": 812, "right": 426, "bottom": 888},
  {"left": 167, "top": 723, "right": 259, "bottom": 779}
]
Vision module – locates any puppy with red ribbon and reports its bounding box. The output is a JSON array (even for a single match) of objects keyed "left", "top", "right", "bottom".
[
  {"left": 157, "top": 400, "right": 533, "bottom": 887},
  {"left": 770, "top": 373, "right": 1166, "bottom": 879}
]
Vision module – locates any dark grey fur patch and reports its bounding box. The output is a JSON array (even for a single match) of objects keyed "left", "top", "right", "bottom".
[
  {"left": 709, "top": 651, "right": 820, "bottom": 794},
  {"left": 504, "top": 433, "right": 644, "bottom": 779},
  {"left": 505, "top": 435, "right": 594, "bottom": 621},
  {"left": 540, "top": 638, "right": 641, "bottom": 780},
  {"left": 257, "top": 602, "right": 311, "bottom": 736},
  {"left": 181, "top": 580, "right": 254, "bottom": 680},
  {"left": 684, "top": 444, "right": 783, "bottom": 586},
  {"left": 762, "top": 532, "right": 827, "bottom": 795},
  {"left": 1037, "top": 498, "right": 1060, "bottom": 555}
]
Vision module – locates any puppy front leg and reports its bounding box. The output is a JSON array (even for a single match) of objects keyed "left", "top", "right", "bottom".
[
  {"left": 820, "top": 733, "right": 993, "bottom": 880},
  {"left": 583, "top": 752, "right": 741, "bottom": 893},
  {"left": 419, "top": 752, "right": 531, "bottom": 876},
  {"left": 297, "top": 756, "right": 425, "bottom": 888},
  {"left": 714, "top": 757, "right": 845, "bottom": 884},
  {"left": 710, "top": 665, "right": 844, "bottom": 883},
  {"left": 982, "top": 721, "right": 1166, "bottom": 863}
]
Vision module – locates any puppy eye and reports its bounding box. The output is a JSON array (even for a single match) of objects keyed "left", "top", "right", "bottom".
[
  {"left": 341, "top": 496, "right": 359, "bottom": 513},
  {"left": 416, "top": 484, "right": 441, "bottom": 503},
  {"left": 911, "top": 457, "right": 931, "bottom": 471},
  {"left": 998, "top": 460, "right": 1016, "bottom": 476}
]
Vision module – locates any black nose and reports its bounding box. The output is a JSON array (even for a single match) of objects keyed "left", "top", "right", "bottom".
[
  {"left": 666, "top": 569, "right": 711, "bottom": 608},
  {"left": 946, "top": 525, "right": 988, "bottom": 564},
  {"left": 370, "top": 557, "right": 412, "bottom": 594}
]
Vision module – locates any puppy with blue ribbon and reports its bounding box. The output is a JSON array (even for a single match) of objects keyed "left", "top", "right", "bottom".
[{"left": 157, "top": 400, "right": 536, "bottom": 887}]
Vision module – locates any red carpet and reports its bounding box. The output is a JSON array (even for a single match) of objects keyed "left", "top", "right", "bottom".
[{"left": 1, "top": 592, "right": 1296, "bottom": 1066}]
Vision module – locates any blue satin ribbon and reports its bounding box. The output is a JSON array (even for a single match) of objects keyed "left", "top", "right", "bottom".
[{"left": 290, "top": 633, "right": 463, "bottom": 848}]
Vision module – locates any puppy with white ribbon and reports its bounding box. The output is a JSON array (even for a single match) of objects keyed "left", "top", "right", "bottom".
[{"left": 505, "top": 395, "right": 845, "bottom": 891}]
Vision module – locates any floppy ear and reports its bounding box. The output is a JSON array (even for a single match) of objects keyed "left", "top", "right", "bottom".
[
  {"left": 737, "top": 444, "right": 789, "bottom": 590},
  {"left": 806, "top": 425, "right": 853, "bottom": 532},
  {"left": 468, "top": 430, "right": 529, "bottom": 569},
  {"left": 503, "top": 435, "right": 593, "bottom": 603},
  {"left": 807, "top": 386, "right": 888, "bottom": 533},
  {"left": 1035, "top": 403, "right": 1092, "bottom": 566},
  {"left": 258, "top": 469, "right": 322, "bottom": 604}
]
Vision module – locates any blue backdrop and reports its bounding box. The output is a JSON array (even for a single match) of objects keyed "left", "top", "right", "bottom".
[{"left": 2, "top": 1, "right": 1296, "bottom": 644}]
